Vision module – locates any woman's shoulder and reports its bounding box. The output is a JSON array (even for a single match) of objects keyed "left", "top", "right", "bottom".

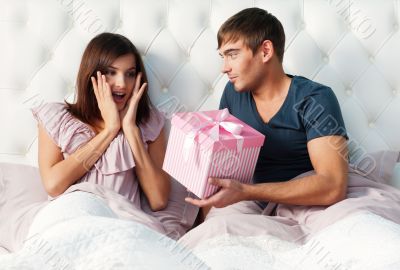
[
  {"left": 31, "top": 102, "right": 73, "bottom": 131},
  {"left": 31, "top": 101, "right": 67, "bottom": 117},
  {"left": 32, "top": 102, "right": 95, "bottom": 153}
]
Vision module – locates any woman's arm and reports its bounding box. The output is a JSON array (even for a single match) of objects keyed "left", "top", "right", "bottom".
[
  {"left": 38, "top": 123, "right": 119, "bottom": 197},
  {"left": 119, "top": 72, "right": 170, "bottom": 211},
  {"left": 123, "top": 126, "right": 170, "bottom": 211},
  {"left": 39, "top": 72, "right": 121, "bottom": 197}
]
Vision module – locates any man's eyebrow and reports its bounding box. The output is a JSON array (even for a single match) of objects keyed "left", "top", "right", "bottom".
[{"left": 219, "top": 49, "right": 240, "bottom": 56}]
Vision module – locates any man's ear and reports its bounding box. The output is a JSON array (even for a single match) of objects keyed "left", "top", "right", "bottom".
[{"left": 260, "top": 40, "right": 274, "bottom": 63}]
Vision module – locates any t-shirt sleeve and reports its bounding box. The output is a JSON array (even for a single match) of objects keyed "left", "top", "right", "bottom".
[
  {"left": 299, "top": 87, "right": 348, "bottom": 141},
  {"left": 139, "top": 107, "right": 166, "bottom": 142}
]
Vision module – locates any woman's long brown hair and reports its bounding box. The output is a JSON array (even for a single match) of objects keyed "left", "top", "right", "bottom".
[{"left": 66, "top": 32, "right": 151, "bottom": 127}]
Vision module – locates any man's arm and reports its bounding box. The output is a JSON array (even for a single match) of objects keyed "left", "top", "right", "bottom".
[{"left": 186, "top": 135, "right": 348, "bottom": 208}]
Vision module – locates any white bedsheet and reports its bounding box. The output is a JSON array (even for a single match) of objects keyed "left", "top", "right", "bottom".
[
  {"left": 0, "top": 192, "right": 208, "bottom": 270},
  {"left": 193, "top": 212, "right": 400, "bottom": 270},
  {"left": 1, "top": 192, "right": 399, "bottom": 269},
  {"left": 0, "top": 215, "right": 209, "bottom": 270}
]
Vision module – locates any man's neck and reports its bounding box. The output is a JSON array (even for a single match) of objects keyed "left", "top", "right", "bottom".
[{"left": 252, "top": 65, "right": 291, "bottom": 102}]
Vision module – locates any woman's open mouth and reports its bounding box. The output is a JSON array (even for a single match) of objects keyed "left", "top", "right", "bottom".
[{"left": 112, "top": 92, "right": 126, "bottom": 103}]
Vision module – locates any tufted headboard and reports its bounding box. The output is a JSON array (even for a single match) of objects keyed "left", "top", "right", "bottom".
[{"left": 1, "top": 0, "right": 400, "bottom": 186}]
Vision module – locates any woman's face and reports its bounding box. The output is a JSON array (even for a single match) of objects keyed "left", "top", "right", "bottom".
[{"left": 104, "top": 53, "right": 137, "bottom": 111}]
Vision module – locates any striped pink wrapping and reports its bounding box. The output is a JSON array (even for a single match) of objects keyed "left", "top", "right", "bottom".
[{"left": 163, "top": 122, "right": 263, "bottom": 199}]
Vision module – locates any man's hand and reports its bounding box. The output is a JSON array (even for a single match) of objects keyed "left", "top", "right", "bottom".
[{"left": 185, "top": 177, "right": 248, "bottom": 208}]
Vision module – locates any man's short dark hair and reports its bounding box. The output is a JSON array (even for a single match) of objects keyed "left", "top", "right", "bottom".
[{"left": 217, "top": 8, "right": 286, "bottom": 62}]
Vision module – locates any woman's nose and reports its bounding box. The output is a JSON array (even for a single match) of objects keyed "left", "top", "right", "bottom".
[{"left": 115, "top": 74, "right": 126, "bottom": 89}]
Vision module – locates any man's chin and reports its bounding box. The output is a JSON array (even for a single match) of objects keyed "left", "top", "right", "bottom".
[{"left": 232, "top": 84, "right": 247, "bottom": 92}]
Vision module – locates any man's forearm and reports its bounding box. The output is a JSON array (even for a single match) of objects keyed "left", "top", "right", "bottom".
[{"left": 243, "top": 173, "right": 347, "bottom": 206}]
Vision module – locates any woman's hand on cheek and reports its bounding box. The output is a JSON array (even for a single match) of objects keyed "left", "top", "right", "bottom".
[
  {"left": 91, "top": 71, "right": 121, "bottom": 134},
  {"left": 120, "top": 72, "right": 147, "bottom": 132}
]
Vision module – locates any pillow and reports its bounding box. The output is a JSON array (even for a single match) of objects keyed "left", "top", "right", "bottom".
[
  {"left": 141, "top": 178, "right": 199, "bottom": 240},
  {"left": 390, "top": 163, "right": 400, "bottom": 189},
  {"left": 0, "top": 163, "right": 48, "bottom": 253},
  {"left": 349, "top": 150, "right": 400, "bottom": 185}
]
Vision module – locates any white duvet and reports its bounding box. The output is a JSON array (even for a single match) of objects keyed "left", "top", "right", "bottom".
[
  {"left": 1, "top": 192, "right": 400, "bottom": 270},
  {"left": 0, "top": 216, "right": 208, "bottom": 270},
  {"left": 193, "top": 212, "right": 400, "bottom": 270}
]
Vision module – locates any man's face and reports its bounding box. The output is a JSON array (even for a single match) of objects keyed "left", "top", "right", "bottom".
[{"left": 218, "top": 39, "right": 264, "bottom": 92}]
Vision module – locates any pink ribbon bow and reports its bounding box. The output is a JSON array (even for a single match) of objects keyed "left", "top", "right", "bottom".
[{"left": 183, "top": 108, "right": 244, "bottom": 163}]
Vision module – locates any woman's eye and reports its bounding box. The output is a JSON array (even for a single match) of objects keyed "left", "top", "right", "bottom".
[
  {"left": 127, "top": 72, "right": 136, "bottom": 78},
  {"left": 105, "top": 70, "right": 116, "bottom": 76}
]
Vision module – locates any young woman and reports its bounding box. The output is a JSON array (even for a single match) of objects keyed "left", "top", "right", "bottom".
[{"left": 32, "top": 32, "right": 170, "bottom": 211}]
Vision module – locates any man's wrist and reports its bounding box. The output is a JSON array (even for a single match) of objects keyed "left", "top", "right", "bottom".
[{"left": 240, "top": 182, "right": 253, "bottom": 201}]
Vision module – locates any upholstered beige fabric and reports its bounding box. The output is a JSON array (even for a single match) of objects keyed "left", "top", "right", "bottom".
[{"left": 1, "top": 0, "right": 399, "bottom": 185}]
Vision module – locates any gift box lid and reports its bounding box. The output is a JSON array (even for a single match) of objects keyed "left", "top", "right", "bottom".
[{"left": 171, "top": 109, "right": 265, "bottom": 150}]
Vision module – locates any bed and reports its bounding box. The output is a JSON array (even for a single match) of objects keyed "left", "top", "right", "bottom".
[{"left": 1, "top": 0, "right": 400, "bottom": 269}]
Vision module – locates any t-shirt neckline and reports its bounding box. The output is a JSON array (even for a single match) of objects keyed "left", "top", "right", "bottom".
[{"left": 250, "top": 75, "right": 295, "bottom": 126}]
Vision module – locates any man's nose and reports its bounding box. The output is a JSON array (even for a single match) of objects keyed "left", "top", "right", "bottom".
[{"left": 221, "top": 59, "right": 231, "bottom": 73}]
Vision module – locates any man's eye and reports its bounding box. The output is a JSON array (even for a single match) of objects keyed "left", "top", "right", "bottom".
[{"left": 229, "top": 53, "right": 238, "bottom": 59}]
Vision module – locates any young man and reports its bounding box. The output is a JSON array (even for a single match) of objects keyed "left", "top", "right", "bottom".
[{"left": 186, "top": 8, "right": 349, "bottom": 215}]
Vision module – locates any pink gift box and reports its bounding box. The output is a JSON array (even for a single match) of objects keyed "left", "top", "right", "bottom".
[{"left": 162, "top": 109, "right": 265, "bottom": 199}]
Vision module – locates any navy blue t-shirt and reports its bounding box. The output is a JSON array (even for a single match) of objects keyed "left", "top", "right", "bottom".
[{"left": 219, "top": 75, "right": 348, "bottom": 184}]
